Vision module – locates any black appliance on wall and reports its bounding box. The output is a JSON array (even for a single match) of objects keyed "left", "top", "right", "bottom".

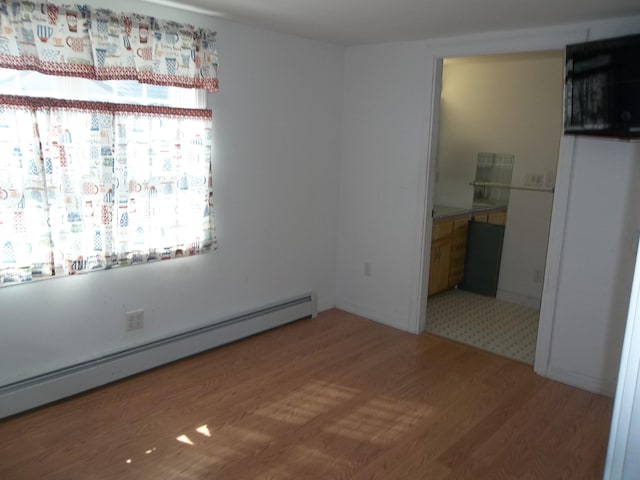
[{"left": 564, "top": 33, "right": 640, "bottom": 139}]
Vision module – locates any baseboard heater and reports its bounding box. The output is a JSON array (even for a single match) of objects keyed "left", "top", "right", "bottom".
[{"left": 0, "top": 292, "right": 317, "bottom": 419}]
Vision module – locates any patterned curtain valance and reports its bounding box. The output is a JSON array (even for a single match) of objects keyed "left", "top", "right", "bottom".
[{"left": 0, "top": 1, "right": 219, "bottom": 92}]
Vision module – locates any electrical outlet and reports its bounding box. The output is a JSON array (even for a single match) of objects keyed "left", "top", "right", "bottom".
[{"left": 126, "top": 309, "right": 144, "bottom": 331}]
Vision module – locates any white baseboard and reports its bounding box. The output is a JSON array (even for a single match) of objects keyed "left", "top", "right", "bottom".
[
  {"left": 335, "top": 299, "right": 411, "bottom": 333},
  {"left": 497, "top": 289, "right": 541, "bottom": 309},
  {"left": 0, "top": 293, "right": 317, "bottom": 419},
  {"left": 545, "top": 366, "right": 616, "bottom": 397}
]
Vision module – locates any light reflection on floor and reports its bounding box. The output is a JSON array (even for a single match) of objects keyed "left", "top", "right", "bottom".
[{"left": 122, "top": 380, "right": 433, "bottom": 478}]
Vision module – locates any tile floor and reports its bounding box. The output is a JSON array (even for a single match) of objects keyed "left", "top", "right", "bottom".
[{"left": 425, "top": 288, "right": 539, "bottom": 365}]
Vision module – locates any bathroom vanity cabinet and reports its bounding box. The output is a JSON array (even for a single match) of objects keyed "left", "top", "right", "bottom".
[{"left": 428, "top": 207, "right": 506, "bottom": 297}]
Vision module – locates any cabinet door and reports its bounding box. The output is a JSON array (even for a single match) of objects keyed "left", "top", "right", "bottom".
[
  {"left": 449, "top": 219, "right": 468, "bottom": 287},
  {"left": 428, "top": 237, "right": 452, "bottom": 296}
]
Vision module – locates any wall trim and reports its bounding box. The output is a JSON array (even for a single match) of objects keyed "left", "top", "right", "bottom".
[
  {"left": 534, "top": 134, "right": 581, "bottom": 376},
  {"left": 336, "top": 300, "right": 410, "bottom": 332},
  {"left": 496, "top": 289, "right": 541, "bottom": 309},
  {"left": 604, "top": 245, "right": 640, "bottom": 479},
  {"left": 416, "top": 25, "right": 589, "bottom": 383},
  {"left": 546, "top": 366, "right": 616, "bottom": 397},
  {"left": 0, "top": 293, "right": 317, "bottom": 419}
]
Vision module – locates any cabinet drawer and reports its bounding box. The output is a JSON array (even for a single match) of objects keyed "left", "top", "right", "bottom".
[
  {"left": 488, "top": 211, "right": 507, "bottom": 225},
  {"left": 432, "top": 220, "right": 453, "bottom": 240}
]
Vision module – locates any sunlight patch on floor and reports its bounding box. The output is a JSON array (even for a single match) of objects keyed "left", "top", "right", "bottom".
[
  {"left": 254, "top": 380, "right": 358, "bottom": 425},
  {"left": 176, "top": 434, "right": 194, "bottom": 446},
  {"left": 324, "top": 395, "right": 432, "bottom": 445}
]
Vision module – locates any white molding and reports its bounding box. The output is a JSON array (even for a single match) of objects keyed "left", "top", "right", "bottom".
[
  {"left": 0, "top": 293, "right": 316, "bottom": 419},
  {"left": 496, "top": 289, "right": 541, "bottom": 310},
  {"left": 423, "top": 24, "right": 589, "bottom": 58},
  {"left": 415, "top": 25, "right": 589, "bottom": 375},
  {"left": 545, "top": 366, "right": 616, "bottom": 396},
  {"left": 604, "top": 245, "right": 640, "bottom": 479},
  {"left": 336, "top": 300, "right": 411, "bottom": 332},
  {"left": 534, "top": 134, "right": 580, "bottom": 376},
  {"left": 411, "top": 56, "right": 443, "bottom": 335}
]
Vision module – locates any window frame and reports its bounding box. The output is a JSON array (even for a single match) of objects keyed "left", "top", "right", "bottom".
[
  {"left": 0, "top": 71, "right": 214, "bottom": 288},
  {"left": 0, "top": 68, "right": 206, "bottom": 108}
]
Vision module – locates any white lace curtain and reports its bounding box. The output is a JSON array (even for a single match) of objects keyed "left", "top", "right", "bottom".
[
  {"left": 0, "top": 1, "right": 219, "bottom": 91},
  {"left": 0, "top": 96, "right": 215, "bottom": 286}
]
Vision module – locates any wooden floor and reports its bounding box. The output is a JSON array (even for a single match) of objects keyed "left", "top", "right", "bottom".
[{"left": 0, "top": 309, "right": 613, "bottom": 479}]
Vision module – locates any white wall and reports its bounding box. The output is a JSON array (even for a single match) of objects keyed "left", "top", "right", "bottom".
[
  {"left": 336, "top": 41, "right": 431, "bottom": 330},
  {"left": 0, "top": 1, "right": 343, "bottom": 386},
  {"left": 1, "top": 2, "right": 638, "bottom": 401},
  {"left": 604, "top": 194, "right": 640, "bottom": 479},
  {"left": 337, "top": 17, "right": 640, "bottom": 394},
  {"left": 435, "top": 52, "right": 564, "bottom": 307},
  {"left": 545, "top": 138, "right": 640, "bottom": 393}
]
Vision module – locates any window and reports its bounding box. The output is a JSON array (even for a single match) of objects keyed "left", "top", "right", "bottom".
[
  {"left": 0, "top": 70, "right": 215, "bottom": 287},
  {"left": 0, "top": 68, "right": 205, "bottom": 107}
]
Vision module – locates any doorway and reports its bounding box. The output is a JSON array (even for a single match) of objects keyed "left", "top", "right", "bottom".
[{"left": 424, "top": 50, "right": 565, "bottom": 364}]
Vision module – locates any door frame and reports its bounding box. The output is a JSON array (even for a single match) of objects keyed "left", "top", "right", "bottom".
[
  {"left": 414, "top": 26, "right": 589, "bottom": 378},
  {"left": 603, "top": 240, "right": 640, "bottom": 478}
]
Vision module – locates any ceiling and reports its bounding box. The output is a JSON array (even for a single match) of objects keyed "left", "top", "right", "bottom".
[{"left": 154, "top": 0, "right": 640, "bottom": 45}]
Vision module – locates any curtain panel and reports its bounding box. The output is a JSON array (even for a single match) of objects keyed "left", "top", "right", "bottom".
[
  {"left": 0, "top": 1, "right": 219, "bottom": 91},
  {"left": 0, "top": 95, "right": 215, "bottom": 286}
]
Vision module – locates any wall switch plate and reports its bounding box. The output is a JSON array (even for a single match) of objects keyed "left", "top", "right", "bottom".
[
  {"left": 524, "top": 173, "right": 544, "bottom": 187},
  {"left": 126, "top": 309, "right": 144, "bottom": 331}
]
